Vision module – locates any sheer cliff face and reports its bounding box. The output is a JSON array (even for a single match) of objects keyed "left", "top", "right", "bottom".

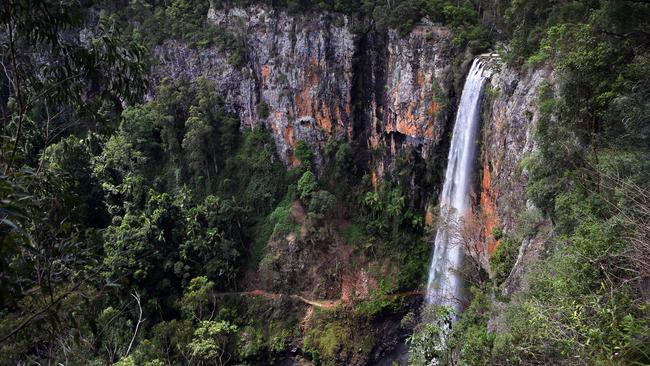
[
  {"left": 152, "top": 5, "right": 455, "bottom": 172},
  {"left": 367, "top": 26, "right": 455, "bottom": 182},
  {"left": 478, "top": 65, "right": 553, "bottom": 293},
  {"left": 479, "top": 65, "right": 551, "bottom": 247},
  {"left": 154, "top": 6, "right": 355, "bottom": 167}
]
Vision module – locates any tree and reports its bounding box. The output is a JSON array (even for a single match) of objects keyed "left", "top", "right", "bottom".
[
  {"left": 43, "top": 135, "right": 108, "bottom": 227},
  {"left": 188, "top": 320, "right": 238, "bottom": 366},
  {"left": 334, "top": 142, "right": 353, "bottom": 179},
  {"left": 294, "top": 140, "right": 313, "bottom": 167},
  {"left": 119, "top": 105, "right": 162, "bottom": 159},
  {"left": 183, "top": 107, "right": 215, "bottom": 182},
  {"left": 308, "top": 190, "right": 336, "bottom": 218},
  {"left": 1, "top": 1, "right": 147, "bottom": 173},
  {"left": 103, "top": 193, "right": 182, "bottom": 306},
  {"left": 298, "top": 170, "right": 318, "bottom": 201},
  {"left": 451, "top": 210, "right": 490, "bottom": 286},
  {"left": 407, "top": 305, "right": 453, "bottom": 365},
  {"left": 179, "top": 277, "right": 217, "bottom": 321},
  {"left": 387, "top": 189, "right": 406, "bottom": 239},
  {"left": 179, "top": 196, "right": 245, "bottom": 286}
]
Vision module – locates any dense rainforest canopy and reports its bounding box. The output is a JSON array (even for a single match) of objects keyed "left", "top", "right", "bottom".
[{"left": 1, "top": 0, "right": 649, "bottom": 365}]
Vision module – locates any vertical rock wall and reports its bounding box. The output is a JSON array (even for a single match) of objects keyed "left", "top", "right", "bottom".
[
  {"left": 478, "top": 64, "right": 553, "bottom": 278},
  {"left": 152, "top": 5, "right": 457, "bottom": 178},
  {"left": 155, "top": 6, "right": 355, "bottom": 168},
  {"left": 365, "top": 25, "right": 456, "bottom": 189}
]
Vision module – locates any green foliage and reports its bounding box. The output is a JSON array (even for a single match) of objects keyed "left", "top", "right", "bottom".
[
  {"left": 268, "top": 199, "right": 297, "bottom": 240},
  {"left": 188, "top": 320, "right": 239, "bottom": 365},
  {"left": 257, "top": 101, "right": 270, "bottom": 119},
  {"left": 455, "top": 7, "right": 650, "bottom": 358},
  {"left": 489, "top": 236, "right": 518, "bottom": 286},
  {"left": 442, "top": 287, "right": 494, "bottom": 365},
  {"left": 179, "top": 277, "right": 216, "bottom": 321},
  {"left": 305, "top": 322, "right": 349, "bottom": 362},
  {"left": 0, "top": 3, "right": 148, "bottom": 362},
  {"left": 490, "top": 229, "right": 650, "bottom": 364},
  {"left": 297, "top": 170, "right": 318, "bottom": 201},
  {"left": 342, "top": 222, "right": 364, "bottom": 247},
  {"left": 294, "top": 140, "right": 314, "bottom": 167},
  {"left": 354, "top": 279, "right": 400, "bottom": 318},
  {"left": 43, "top": 136, "right": 108, "bottom": 226},
  {"left": 120, "top": 105, "right": 162, "bottom": 157},
  {"left": 103, "top": 192, "right": 183, "bottom": 299},
  {"left": 308, "top": 190, "right": 336, "bottom": 218},
  {"left": 269, "top": 328, "right": 290, "bottom": 353},
  {"left": 179, "top": 196, "right": 246, "bottom": 285},
  {"left": 145, "top": 319, "right": 195, "bottom": 364},
  {"left": 5, "top": 1, "right": 650, "bottom": 365},
  {"left": 221, "top": 126, "right": 287, "bottom": 214},
  {"left": 491, "top": 226, "right": 503, "bottom": 241},
  {"left": 183, "top": 107, "right": 215, "bottom": 181},
  {"left": 407, "top": 305, "right": 453, "bottom": 365},
  {"left": 125, "top": 0, "right": 217, "bottom": 49},
  {"left": 334, "top": 142, "right": 354, "bottom": 179},
  {"left": 303, "top": 309, "right": 375, "bottom": 365},
  {"left": 97, "top": 306, "right": 134, "bottom": 363}
]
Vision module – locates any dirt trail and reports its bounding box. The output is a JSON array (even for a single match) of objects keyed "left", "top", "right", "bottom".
[
  {"left": 218, "top": 289, "right": 424, "bottom": 309},
  {"left": 236, "top": 290, "right": 340, "bottom": 309}
]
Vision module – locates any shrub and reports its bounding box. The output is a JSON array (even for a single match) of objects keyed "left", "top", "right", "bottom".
[
  {"left": 294, "top": 140, "right": 313, "bottom": 166},
  {"left": 489, "top": 236, "right": 518, "bottom": 286},
  {"left": 297, "top": 171, "right": 318, "bottom": 202},
  {"left": 257, "top": 101, "right": 270, "bottom": 119},
  {"left": 491, "top": 227, "right": 503, "bottom": 241}
]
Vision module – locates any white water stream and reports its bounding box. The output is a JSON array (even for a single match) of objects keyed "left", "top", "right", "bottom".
[{"left": 426, "top": 58, "right": 491, "bottom": 313}]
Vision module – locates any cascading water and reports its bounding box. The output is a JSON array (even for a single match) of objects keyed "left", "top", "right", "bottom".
[{"left": 426, "top": 58, "right": 492, "bottom": 313}]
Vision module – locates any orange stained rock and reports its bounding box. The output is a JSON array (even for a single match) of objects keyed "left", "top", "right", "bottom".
[
  {"left": 260, "top": 64, "right": 271, "bottom": 86},
  {"left": 428, "top": 101, "right": 440, "bottom": 117},
  {"left": 294, "top": 84, "right": 312, "bottom": 117},
  {"left": 424, "top": 119, "right": 436, "bottom": 139},
  {"left": 294, "top": 60, "right": 318, "bottom": 117},
  {"left": 425, "top": 210, "right": 435, "bottom": 226},
  {"left": 480, "top": 159, "right": 500, "bottom": 255},
  {"left": 316, "top": 104, "right": 333, "bottom": 133},
  {"left": 293, "top": 62, "right": 316, "bottom": 122},
  {"left": 394, "top": 101, "right": 422, "bottom": 137},
  {"left": 371, "top": 170, "right": 378, "bottom": 191},
  {"left": 283, "top": 120, "right": 295, "bottom": 147},
  {"left": 292, "top": 58, "right": 340, "bottom": 134},
  {"left": 284, "top": 123, "right": 302, "bottom": 167},
  {"left": 417, "top": 70, "right": 425, "bottom": 87},
  {"left": 289, "top": 154, "right": 300, "bottom": 168},
  {"left": 335, "top": 104, "right": 348, "bottom": 130}
]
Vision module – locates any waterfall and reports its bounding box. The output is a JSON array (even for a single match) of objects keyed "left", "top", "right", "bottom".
[{"left": 426, "top": 58, "right": 491, "bottom": 313}]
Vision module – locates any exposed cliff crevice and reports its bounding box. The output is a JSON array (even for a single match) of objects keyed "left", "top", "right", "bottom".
[{"left": 349, "top": 29, "right": 388, "bottom": 172}]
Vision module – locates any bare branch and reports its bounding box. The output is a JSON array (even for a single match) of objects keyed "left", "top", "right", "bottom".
[{"left": 124, "top": 291, "right": 145, "bottom": 357}]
